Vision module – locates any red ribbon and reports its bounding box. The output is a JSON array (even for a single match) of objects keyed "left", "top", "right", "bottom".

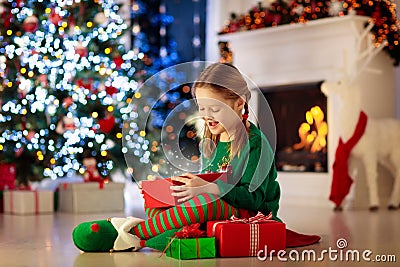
[
  {"left": 174, "top": 223, "right": 205, "bottom": 239},
  {"left": 211, "top": 212, "right": 273, "bottom": 237},
  {"left": 34, "top": 191, "right": 39, "bottom": 214},
  {"left": 229, "top": 211, "right": 273, "bottom": 223},
  {"left": 9, "top": 191, "right": 14, "bottom": 215},
  {"left": 8, "top": 190, "right": 41, "bottom": 214},
  {"left": 196, "top": 238, "right": 200, "bottom": 258}
]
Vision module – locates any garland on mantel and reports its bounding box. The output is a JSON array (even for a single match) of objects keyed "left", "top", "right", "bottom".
[{"left": 219, "top": 0, "right": 400, "bottom": 65}]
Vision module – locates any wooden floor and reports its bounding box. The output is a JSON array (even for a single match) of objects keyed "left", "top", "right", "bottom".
[{"left": 1, "top": 182, "right": 399, "bottom": 267}]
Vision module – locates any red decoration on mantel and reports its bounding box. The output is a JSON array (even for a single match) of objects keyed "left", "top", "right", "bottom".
[{"left": 219, "top": 1, "right": 400, "bottom": 65}]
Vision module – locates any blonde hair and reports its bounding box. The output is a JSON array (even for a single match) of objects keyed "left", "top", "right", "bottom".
[{"left": 192, "top": 63, "right": 251, "bottom": 160}]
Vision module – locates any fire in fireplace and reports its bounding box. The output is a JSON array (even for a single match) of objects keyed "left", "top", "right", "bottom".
[{"left": 261, "top": 82, "right": 328, "bottom": 172}]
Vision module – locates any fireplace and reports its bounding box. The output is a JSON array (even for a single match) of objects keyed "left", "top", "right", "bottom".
[
  {"left": 214, "top": 15, "right": 394, "bottom": 207},
  {"left": 261, "top": 82, "right": 327, "bottom": 172}
]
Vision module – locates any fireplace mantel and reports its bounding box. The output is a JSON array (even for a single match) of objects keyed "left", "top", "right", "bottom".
[
  {"left": 218, "top": 15, "right": 395, "bottom": 208},
  {"left": 218, "top": 15, "right": 378, "bottom": 87}
]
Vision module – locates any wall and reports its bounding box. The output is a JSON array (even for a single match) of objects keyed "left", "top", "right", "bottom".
[
  {"left": 395, "top": 0, "right": 400, "bottom": 118},
  {"left": 166, "top": 0, "right": 207, "bottom": 61}
]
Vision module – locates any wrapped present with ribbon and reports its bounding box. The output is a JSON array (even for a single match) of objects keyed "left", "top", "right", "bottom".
[
  {"left": 3, "top": 190, "right": 54, "bottom": 215},
  {"left": 58, "top": 182, "right": 124, "bottom": 213},
  {"left": 206, "top": 212, "right": 286, "bottom": 257},
  {"left": 163, "top": 223, "right": 216, "bottom": 260}
]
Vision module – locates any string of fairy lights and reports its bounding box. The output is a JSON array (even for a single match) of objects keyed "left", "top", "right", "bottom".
[
  {"left": 0, "top": 0, "right": 143, "bottom": 180},
  {"left": 1, "top": 0, "right": 203, "bottom": 181}
]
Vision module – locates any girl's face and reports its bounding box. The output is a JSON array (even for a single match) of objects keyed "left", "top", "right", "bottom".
[{"left": 195, "top": 86, "right": 244, "bottom": 139}]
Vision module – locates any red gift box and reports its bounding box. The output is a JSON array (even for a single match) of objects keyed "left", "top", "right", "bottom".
[
  {"left": 142, "top": 172, "right": 228, "bottom": 208},
  {"left": 207, "top": 212, "right": 286, "bottom": 257},
  {"left": 0, "top": 163, "right": 16, "bottom": 190}
]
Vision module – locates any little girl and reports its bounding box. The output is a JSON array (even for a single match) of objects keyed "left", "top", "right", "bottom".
[{"left": 73, "top": 62, "right": 281, "bottom": 252}]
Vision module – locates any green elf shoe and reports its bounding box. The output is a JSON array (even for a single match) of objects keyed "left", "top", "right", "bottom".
[
  {"left": 143, "top": 228, "right": 181, "bottom": 251},
  {"left": 72, "top": 217, "right": 144, "bottom": 252}
]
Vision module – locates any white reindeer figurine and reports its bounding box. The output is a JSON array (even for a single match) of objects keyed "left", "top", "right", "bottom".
[{"left": 322, "top": 79, "right": 400, "bottom": 211}]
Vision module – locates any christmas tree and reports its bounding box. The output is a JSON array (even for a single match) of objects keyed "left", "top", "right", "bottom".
[
  {"left": 0, "top": 0, "right": 147, "bottom": 185},
  {"left": 0, "top": 0, "right": 200, "bottom": 185}
]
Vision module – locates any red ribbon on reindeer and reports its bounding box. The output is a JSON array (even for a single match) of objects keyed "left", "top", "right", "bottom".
[{"left": 329, "top": 111, "right": 368, "bottom": 208}]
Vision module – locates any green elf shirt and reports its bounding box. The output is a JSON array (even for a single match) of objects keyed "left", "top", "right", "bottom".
[{"left": 201, "top": 122, "right": 281, "bottom": 221}]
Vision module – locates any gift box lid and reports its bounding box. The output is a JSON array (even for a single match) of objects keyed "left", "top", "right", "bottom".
[
  {"left": 60, "top": 182, "right": 124, "bottom": 191},
  {"left": 142, "top": 172, "right": 227, "bottom": 207}
]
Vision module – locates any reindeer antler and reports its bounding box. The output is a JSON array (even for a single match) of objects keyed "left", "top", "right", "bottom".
[{"left": 322, "top": 19, "right": 387, "bottom": 96}]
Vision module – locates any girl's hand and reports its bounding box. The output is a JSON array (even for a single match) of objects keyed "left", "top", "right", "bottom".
[
  {"left": 137, "top": 176, "right": 162, "bottom": 194},
  {"left": 170, "top": 173, "right": 220, "bottom": 203}
]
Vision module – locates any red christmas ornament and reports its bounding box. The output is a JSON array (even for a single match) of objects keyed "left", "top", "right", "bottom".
[
  {"left": 49, "top": 9, "right": 62, "bottom": 25},
  {"left": 26, "top": 131, "right": 36, "bottom": 142},
  {"left": 99, "top": 115, "right": 116, "bottom": 133},
  {"left": 63, "top": 96, "right": 74, "bottom": 108},
  {"left": 75, "top": 42, "right": 88, "bottom": 57},
  {"left": 105, "top": 85, "right": 117, "bottom": 96},
  {"left": 113, "top": 56, "right": 124, "bottom": 69},
  {"left": 23, "top": 15, "right": 39, "bottom": 33},
  {"left": 76, "top": 78, "right": 92, "bottom": 90},
  {"left": 15, "top": 147, "right": 24, "bottom": 157},
  {"left": 37, "top": 74, "right": 48, "bottom": 87}
]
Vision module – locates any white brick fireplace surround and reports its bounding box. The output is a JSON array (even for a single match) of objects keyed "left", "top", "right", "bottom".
[{"left": 210, "top": 15, "right": 395, "bottom": 208}]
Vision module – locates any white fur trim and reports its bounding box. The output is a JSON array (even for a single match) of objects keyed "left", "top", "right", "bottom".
[{"left": 111, "top": 217, "right": 144, "bottom": 251}]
